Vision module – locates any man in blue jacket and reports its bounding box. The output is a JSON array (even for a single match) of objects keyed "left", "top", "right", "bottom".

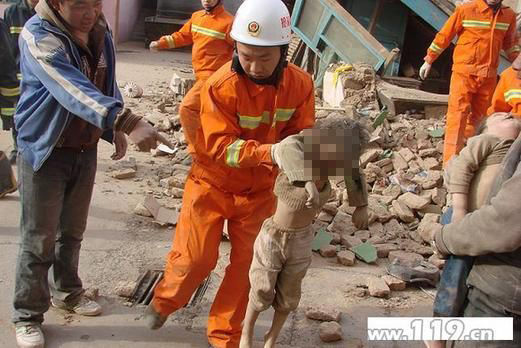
[{"left": 12, "top": 1, "right": 170, "bottom": 347}]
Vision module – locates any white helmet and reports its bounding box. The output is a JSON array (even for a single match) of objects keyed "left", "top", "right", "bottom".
[{"left": 231, "top": 0, "right": 291, "bottom": 46}]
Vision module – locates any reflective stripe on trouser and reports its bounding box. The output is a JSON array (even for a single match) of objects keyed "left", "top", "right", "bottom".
[
  {"left": 443, "top": 72, "right": 497, "bottom": 166},
  {"left": 179, "top": 80, "right": 204, "bottom": 155},
  {"left": 152, "top": 167, "right": 276, "bottom": 348}
]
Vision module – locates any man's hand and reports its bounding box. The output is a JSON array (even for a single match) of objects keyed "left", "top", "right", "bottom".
[
  {"left": 111, "top": 131, "right": 127, "bottom": 160},
  {"left": 128, "top": 119, "right": 173, "bottom": 152},
  {"left": 304, "top": 181, "right": 320, "bottom": 209},
  {"left": 419, "top": 62, "right": 432, "bottom": 80},
  {"left": 352, "top": 205, "right": 369, "bottom": 229},
  {"left": 149, "top": 41, "right": 159, "bottom": 51},
  {"left": 419, "top": 222, "right": 443, "bottom": 244}
]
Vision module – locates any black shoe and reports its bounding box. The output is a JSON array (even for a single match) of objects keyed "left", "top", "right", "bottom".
[{"left": 9, "top": 151, "right": 17, "bottom": 165}]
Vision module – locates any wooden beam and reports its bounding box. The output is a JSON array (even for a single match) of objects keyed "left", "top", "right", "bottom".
[{"left": 368, "top": 0, "right": 384, "bottom": 35}]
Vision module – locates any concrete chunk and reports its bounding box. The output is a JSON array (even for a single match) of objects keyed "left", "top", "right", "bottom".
[{"left": 319, "top": 321, "right": 343, "bottom": 342}]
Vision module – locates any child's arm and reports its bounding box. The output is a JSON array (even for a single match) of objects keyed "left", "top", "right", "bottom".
[
  {"left": 304, "top": 181, "right": 319, "bottom": 209},
  {"left": 448, "top": 135, "right": 496, "bottom": 222},
  {"left": 345, "top": 169, "right": 370, "bottom": 229},
  {"left": 448, "top": 135, "right": 497, "bottom": 222},
  {"left": 451, "top": 193, "right": 468, "bottom": 222}
]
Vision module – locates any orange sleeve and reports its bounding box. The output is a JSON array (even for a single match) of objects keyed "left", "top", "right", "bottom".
[
  {"left": 280, "top": 78, "right": 316, "bottom": 139},
  {"left": 200, "top": 82, "right": 272, "bottom": 168},
  {"left": 487, "top": 71, "right": 511, "bottom": 115},
  {"left": 225, "top": 21, "right": 234, "bottom": 48},
  {"left": 503, "top": 16, "right": 520, "bottom": 62},
  {"left": 424, "top": 8, "right": 463, "bottom": 64},
  {"left": 157, "top": 16, "right": 194, "bottom": 49}
]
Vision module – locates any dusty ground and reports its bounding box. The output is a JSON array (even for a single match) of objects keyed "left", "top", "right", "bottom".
[{"left": 0, "top": 42, "right": 434, "bottom": 348}]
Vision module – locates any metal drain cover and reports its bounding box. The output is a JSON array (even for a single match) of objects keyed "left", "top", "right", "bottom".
[{"left": 130, "top": 269, "right": 211, "bottom": 307}]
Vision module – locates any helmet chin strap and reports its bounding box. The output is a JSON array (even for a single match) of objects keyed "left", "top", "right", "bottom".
[
  {"left": 232, "top": 45, "right": 289, "bottom": 86},
  {"left": 204, "top": 0, "right": 222, "bottom": 13},
  {"left": 488, "top": 1, "right": 502, "bottom": 12}
]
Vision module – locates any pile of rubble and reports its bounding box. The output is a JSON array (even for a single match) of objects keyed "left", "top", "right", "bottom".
[{"left": 311, "top": 63, "right": 449, "bottom": 297}]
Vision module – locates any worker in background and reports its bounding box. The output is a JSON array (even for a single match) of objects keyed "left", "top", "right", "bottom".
[
  {"left": 419, "top": 0, "right": 519, "bottom": 166},
  {"left": 4, "top": 0, "right": 38, "bottom": 165},
  {"left": 488, "top": 52, "right": 521, "bottom": 116},
  {"left": 149, "top": 0, "right": 234, "bottom": 154},
  {"left": 0, "top": 18, "right": 18, "bottom": 198},
  {"left": 143, "top": 1, "right": 366, "bottom": 346}
]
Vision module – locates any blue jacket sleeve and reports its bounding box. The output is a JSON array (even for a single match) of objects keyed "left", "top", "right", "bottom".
[{"left": 20, "top": 29, "right": 122, "bottom": 130}]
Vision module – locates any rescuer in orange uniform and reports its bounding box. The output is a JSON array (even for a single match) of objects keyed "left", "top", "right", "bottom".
[
  {"left": 144, "top": 1, "right": 369, "bottom": 346},
  {"left": 419, "top": 0, "right": 520, "bottom": 165},
  {"left": 150, "top": 0, "right": 234, "bottom": 153},
  {"left": 488, "top": 53, "right": 521, "bottom": 117}
]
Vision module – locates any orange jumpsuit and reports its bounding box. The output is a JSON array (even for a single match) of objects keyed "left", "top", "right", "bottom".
[
  {"left": 424, "top": 0, "right": 519, "bottom": 165},
  {"left": 156, "top": 5, "right": 234, "bottom": 153},
  {"left": 152, "top": 62, "right": 315, "bottom": 348},
  {"left": 488, "top": 66, "right": 521, "bottom": 117}
]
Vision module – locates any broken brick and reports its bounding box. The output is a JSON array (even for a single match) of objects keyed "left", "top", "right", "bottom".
[
  {"left": 382, "top": 275, "right": 406, "bottom": 291},
  {"left": 111, "top": 168, "right": 136, "bottom": 179},
  {"left": 337, "top": 250, "right": 356, "bottom": 266},
  {"left": 319, "top": 245, "right": 338, "bottom": 258},
  {"left": 375, "top": 243, "right": 400, "bottom": 258},
  {"left": 388, "top": 250, "right": 424, "bottom": 267},
  {"left": 341, "top": 235, "right": 363, "bottom": 248},
  {"left": 392, "top": 200, "right": 415, "bottom": 223},
  {"left": 398, "top": 192, "right": 430, "bottom": 210},
  {"left": 306, "top": 307, "right": 341, "bottom": 322},
  {"left": 368, "top": 278, "right": 390, "bottom": 298}
]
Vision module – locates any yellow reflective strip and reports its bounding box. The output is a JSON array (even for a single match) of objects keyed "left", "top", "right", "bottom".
[
  {"left": 165, "top": 35, "right": 175, "bottom": 48},
  {"left": 1, "top": 108, "right": 15, "bottom": 116},
  {"left": 10, "top": 26, "right": 22, "bottom": 34},
  {"left": 274, "top": 108, "right": 295, "bottom": 122},
  {"left": 226, "top": 139, "right": 245, "bottom": 167},
  {"left": 0, "top": 86, "right": 20, "bottom": 97},
  {"left": 462, "top": 20, "right": 491, "bottom": 25},
  {"left": 191, "top": 24, "right": 226, "bottom": 39},
  {"left": 17, "top": 73, "right": 22, "bottom": 81},
  {"left": 504, "top": 89, "right": 521, "bottom": 102},
  {"left": 495, "top": 23, "right": 510, "bottom": 31},
  {"left": 507, "top": 45, "right": 521, "bottom": 54},
  {"left": 429, "top": 43, "right": 442, "bottom": 53},
  {"left": 238, "top": 111, "right": 270, "bottom": 129},
  {"left": 462, "top": 20, "right": 491, "bottom": 28},
  {"left": 192, "top": 24, "right": 226, "bottom": 38},
  {"left": 239, "top": 115, "right": 262, "bottom": 129}
]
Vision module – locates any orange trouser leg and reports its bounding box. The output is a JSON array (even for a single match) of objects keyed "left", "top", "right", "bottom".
[
  {"left": 207, "top": 190, "right": 276, "bottom": 348},
  {"left": 179, "top": 80, "right": 204, "bottom": 155},
  {"left": 468, "top": 76, "right": 497, "bottom": 136},
  {"left": 443, "top": 72, "right": 475, "bottom": 166},
  {"left": 152, "top": 173, "right": 227, "bottom": 315}
]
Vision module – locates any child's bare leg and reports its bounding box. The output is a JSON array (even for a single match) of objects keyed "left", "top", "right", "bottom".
[
  {"left": 264, "top": 310, "right": 290, "bottom": 348},
  {"left": 424, "top": 340, "right": 446, "bottom": 348},
  {"left": 240, "top": 302, "right": 261, "bottom": 348}
]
